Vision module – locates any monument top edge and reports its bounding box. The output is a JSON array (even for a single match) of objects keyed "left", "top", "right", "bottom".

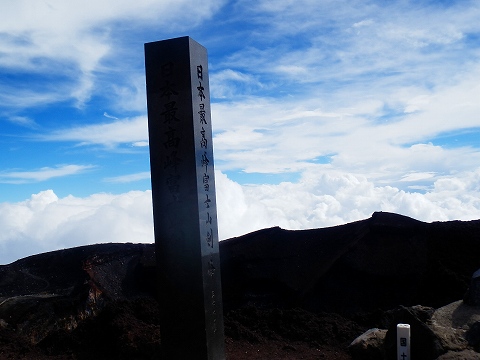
[{"left": 144, "top": 36, "right": 203, "bottom": 48}]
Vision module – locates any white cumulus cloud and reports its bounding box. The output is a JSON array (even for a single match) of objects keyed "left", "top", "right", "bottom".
[
  {"left": 1, "top": 168, "right": 480, "bottom": 264},
  {"left": 0, "top": 190, "right": 154, "bottom": 264}
]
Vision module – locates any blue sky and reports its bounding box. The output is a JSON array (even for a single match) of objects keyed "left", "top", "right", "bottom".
[{"left": 1, "top": 0, "right": 480, "bottom": 264}]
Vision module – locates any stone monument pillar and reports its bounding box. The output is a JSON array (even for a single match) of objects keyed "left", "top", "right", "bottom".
[{"left": 144, "top": 36, "right": 225, "bottom": 359}]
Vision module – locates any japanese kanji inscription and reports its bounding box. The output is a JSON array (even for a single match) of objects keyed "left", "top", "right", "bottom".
[{"left": 145, "top": 36, "right": 225, "bottom": 360}]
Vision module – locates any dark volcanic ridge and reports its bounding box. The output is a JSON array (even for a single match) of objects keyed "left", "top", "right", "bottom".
[{"left": 1, "top": 211, "right": 480, "bottom": 359}]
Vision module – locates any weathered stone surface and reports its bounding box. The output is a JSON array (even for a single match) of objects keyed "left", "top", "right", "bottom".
[
  {"left": 466, "top": 321, "right": 480, "bottom": 351},
  {"left": 349, "top": 302, "right": 480, "bottom": 360},
  {"left": 431, "top": 300, "right": 480, "bottom": 331},
  {"left": 429, "top": 300, "right": 480, "bottom": 352},
  {"left": 436, "top": 349, "right": 480, "bottom": 359},
  {"left": 348, "top": 328, "right": 386, "bottom": 360},
  {"left": 383, "top": 305, "right": 445, "bottom": 359}
]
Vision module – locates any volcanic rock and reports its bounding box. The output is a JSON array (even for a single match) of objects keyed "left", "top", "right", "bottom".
[
  {"left": 220, "top": 212, "right": 480, "bottom": 314},
  {"left": 348, "top": 328, "right": 387, "bottom": 360},
  {"left": 1, "top": 211, "right": 480, "bottom": 359},
  {"left": 436, "top": 349, "right": 480, "bottom": 359}
]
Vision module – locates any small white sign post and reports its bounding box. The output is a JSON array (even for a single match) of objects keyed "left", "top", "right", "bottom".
[{"left": 397, "top": 323, "right": 411, "bottom": 360}]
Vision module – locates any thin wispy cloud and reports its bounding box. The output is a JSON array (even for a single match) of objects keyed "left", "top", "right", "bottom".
[
  {"left": 41, "top": 116, "right": 148, "bottom": 148},
  {"left": 104, "top": 172, "right": 151, "bottom": 183},
  {"left": 7, "top": 116, "right": 38, "bottom": 128},
  {"left": 0, "top": 0, "right": 224, "bottom": 108},
  {"left": 103, "top": 112, "right": 118, "bottom": 120},
  {"left": 0, "top": 85, "right": 68, "bottom": 111},
  {"left": 0, "top": 165, "right": 95, "bottom": 184}
]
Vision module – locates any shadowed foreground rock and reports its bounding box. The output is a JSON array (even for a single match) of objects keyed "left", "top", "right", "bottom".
[{"left": 1, "top": 212, "right": 480, "bottom": 359}]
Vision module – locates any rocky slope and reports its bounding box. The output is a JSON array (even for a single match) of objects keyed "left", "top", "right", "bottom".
[
  {"left": 221, "top": 212, "right": 480, "bottom": 313},
  {"left": 1, "top": 211, "right": 480, "bottom": 359}
]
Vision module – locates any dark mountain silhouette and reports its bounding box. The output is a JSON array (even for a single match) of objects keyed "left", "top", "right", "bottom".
[
  {"left": 221, "top": 211, "right": 480, "bottom": 314},
  {"left": 1, "top": 211, "right": 480, "bottom": 359}
]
